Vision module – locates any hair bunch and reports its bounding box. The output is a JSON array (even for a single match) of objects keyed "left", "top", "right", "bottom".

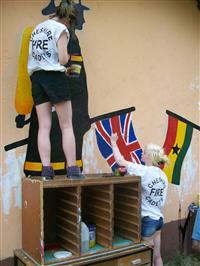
[
  {"left": 145, "top": 144, "right": 169, "bottom": 167},
  {"left": 56, "top": 0, "right": 77, "bottom": 22}
]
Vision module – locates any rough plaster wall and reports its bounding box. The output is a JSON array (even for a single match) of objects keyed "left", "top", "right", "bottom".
[
  {"left": 82, "top": 0, "right": 200, "bottom": 222},
  {"left": 0, "top": 0, "right": 199, "bottom": 260},
  {"left": 1, "top": 0, "right": 46, "bottom": 259}
]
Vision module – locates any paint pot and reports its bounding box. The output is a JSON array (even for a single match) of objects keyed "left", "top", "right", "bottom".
[
  {"left": 114, "top": 167, "right": 127, "bottom": 176},
  {"left": 118, "top": 167, "right": 127, "bottom": 176},
  {"left": 88, "top": 223, "right": 96, "bottom": 248}
]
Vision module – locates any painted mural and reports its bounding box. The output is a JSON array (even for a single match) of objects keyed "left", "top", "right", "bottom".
[
  {"left": 4, "top": 10, "right": 200, "bottom": 184},
  {"left": 1, "top": 0, "right": 200, "bottom": 261},
  {"left": 162, "top": 111, "right": 200, "bottom": 185},
  {"left": 3, "top": 0, "right": 199, "bottom": 183},
  {"left": 93, "top": 109, "right": 200, "bottom": 186},
  {"left": 91, "top": 107, "right": 143, "bottom": 172}
]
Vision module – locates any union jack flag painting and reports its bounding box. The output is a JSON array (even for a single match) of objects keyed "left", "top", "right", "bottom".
[{"left": 90, "top": 107, "right": 143, "bottom": 171}]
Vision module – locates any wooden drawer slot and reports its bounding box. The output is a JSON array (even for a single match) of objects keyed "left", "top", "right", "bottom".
[
  {"left": 116, "top": 214, "right": 139, "bottom": 224},
  {"left": 56, "top": 215, "right": 78, "bottom": 233},
  {"left": 115, "top": 219, "right": 139, "bottom": 232}
]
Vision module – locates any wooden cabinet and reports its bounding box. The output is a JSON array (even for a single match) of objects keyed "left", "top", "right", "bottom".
[{"left": 20, "top": 175, "right": 151, "bottom": 266}]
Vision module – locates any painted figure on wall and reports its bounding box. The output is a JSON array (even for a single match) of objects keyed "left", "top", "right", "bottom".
[{"left": 5, "top": 0, "right": 91, "bottom": 176}]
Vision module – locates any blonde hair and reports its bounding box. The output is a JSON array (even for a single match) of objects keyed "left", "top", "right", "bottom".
[{"left": 144, "top": 144, "right": 169, "bottom": 167}]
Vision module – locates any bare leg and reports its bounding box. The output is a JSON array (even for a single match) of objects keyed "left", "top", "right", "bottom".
[
  {"left": 142, "top": 236, "right": 154, "bottom": 248},
  {"left": 142, "top": 232, "right": 162, "bottom": 266},
  {"left": 153, "top": 231, "right": 163, "bottom": 266},
  {"left": 35, "top": 102, "right": 52, "bottom": 166},
  {"left": 54, "top": 101, "right": 76, "bottom": 166}
]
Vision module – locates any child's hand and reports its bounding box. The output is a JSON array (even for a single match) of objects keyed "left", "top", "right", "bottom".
[
  {"left": 111, "top": 133, "right": 118, "bottom": 145},
  {"left": 65, "top": 67, "right": 72, "bottom": 76},
  {"left": 65, "top": 64, "right": 81, "bottom": 77}
]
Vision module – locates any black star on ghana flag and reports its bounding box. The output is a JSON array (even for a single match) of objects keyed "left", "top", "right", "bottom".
[{"left": 172, "top": 144, "right": 181, "bottom": 155}]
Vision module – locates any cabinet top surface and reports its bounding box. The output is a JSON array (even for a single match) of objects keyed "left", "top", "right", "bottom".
[{"left": 23, "top": 174, "right": 140, "bottom": 188}]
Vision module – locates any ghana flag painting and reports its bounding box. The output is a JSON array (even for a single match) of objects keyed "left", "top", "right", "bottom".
[{"left": 162, "top": 110, "right": 200, "bottom": 185}]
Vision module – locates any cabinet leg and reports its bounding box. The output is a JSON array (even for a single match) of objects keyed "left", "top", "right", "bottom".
[
  {"left": 14, "top": 256, "right": 25, "bottom": 266},
  {"left": 14, "top": 255, "right": 18, "bottom": 266}
]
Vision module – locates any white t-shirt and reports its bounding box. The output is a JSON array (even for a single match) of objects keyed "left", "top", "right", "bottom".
[
  {"left": 28, "top": 19, "right": 69, "bottom": 75},
  {"left": 127, "top": 162, "right": 168, "bottom": 220}
]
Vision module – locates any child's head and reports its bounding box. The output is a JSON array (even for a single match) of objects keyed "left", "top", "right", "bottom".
[
  {"left": 56, "top": 0, "right": 77, "bottom": 24},
  {"left": 142, "top": 144, "right": 169, "bottom": 167}
]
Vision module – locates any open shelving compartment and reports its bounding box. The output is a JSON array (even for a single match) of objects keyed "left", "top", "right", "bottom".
[
  {"left": 22, "top": 180, "right": 82, "bottom": 265},
  {"left": 43, "top": 186, "right": 81, "bottom": 264},
  {"left": 113, "top": 181, "right": 141, "bottom": 247},
  {"left": 81, "top": 184, "right": 113, "bottom": 254}
]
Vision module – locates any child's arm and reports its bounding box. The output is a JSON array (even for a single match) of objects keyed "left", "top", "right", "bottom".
[
  {"left": 111, "top": 133, "right": 146, "bottom": 176},
  {"left": 57, "top": 31, "right": 70, "bottom": 65},
  {"left": 111, "top": 133, "right": 130, "bottom": 167}
]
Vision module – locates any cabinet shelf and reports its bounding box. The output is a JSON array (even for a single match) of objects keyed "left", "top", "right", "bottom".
[{"left": 22, "top": 175, "right": 141, "bottom": 265}]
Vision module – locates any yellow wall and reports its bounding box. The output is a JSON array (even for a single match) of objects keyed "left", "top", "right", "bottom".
[{"left": 0, "top": 0, "right": 199, "bottom": 260}]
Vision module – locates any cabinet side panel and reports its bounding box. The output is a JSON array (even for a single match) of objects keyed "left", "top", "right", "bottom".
[{"left": 22, "top": 179, "right": 42, "bottom": 263}]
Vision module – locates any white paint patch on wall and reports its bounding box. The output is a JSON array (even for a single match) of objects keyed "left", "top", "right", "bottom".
[
  {"left": 0, "top": 150, "right": 25, "bottom": 215},
  {"left": 165, "top": 183, "right": 180, "bottom": 207},
  {"left": 167, "top": 146, "right": 198, "bottom": 205},
  {"left": 181, "top": 145, "right": 198, "bottom": 198},
  {"left": 170, "top": 145, "right": 198, "bottom": 202},
  {"left": 188, "top": 76, "right": 200, "bottom": 111},
  {"left": 166, "top": 145, "right": 198, "bottom": 203},
  {"left": 82, "top": 128, "right": 103, "bottom": 174},
  {"left": 188, "top": 76, "right": 199, "bottom": 91}
]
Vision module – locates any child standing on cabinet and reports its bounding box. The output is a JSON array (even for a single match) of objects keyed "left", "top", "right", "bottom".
[{"left": 28, "top": 0, "right": 84, "bottom": 180}]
